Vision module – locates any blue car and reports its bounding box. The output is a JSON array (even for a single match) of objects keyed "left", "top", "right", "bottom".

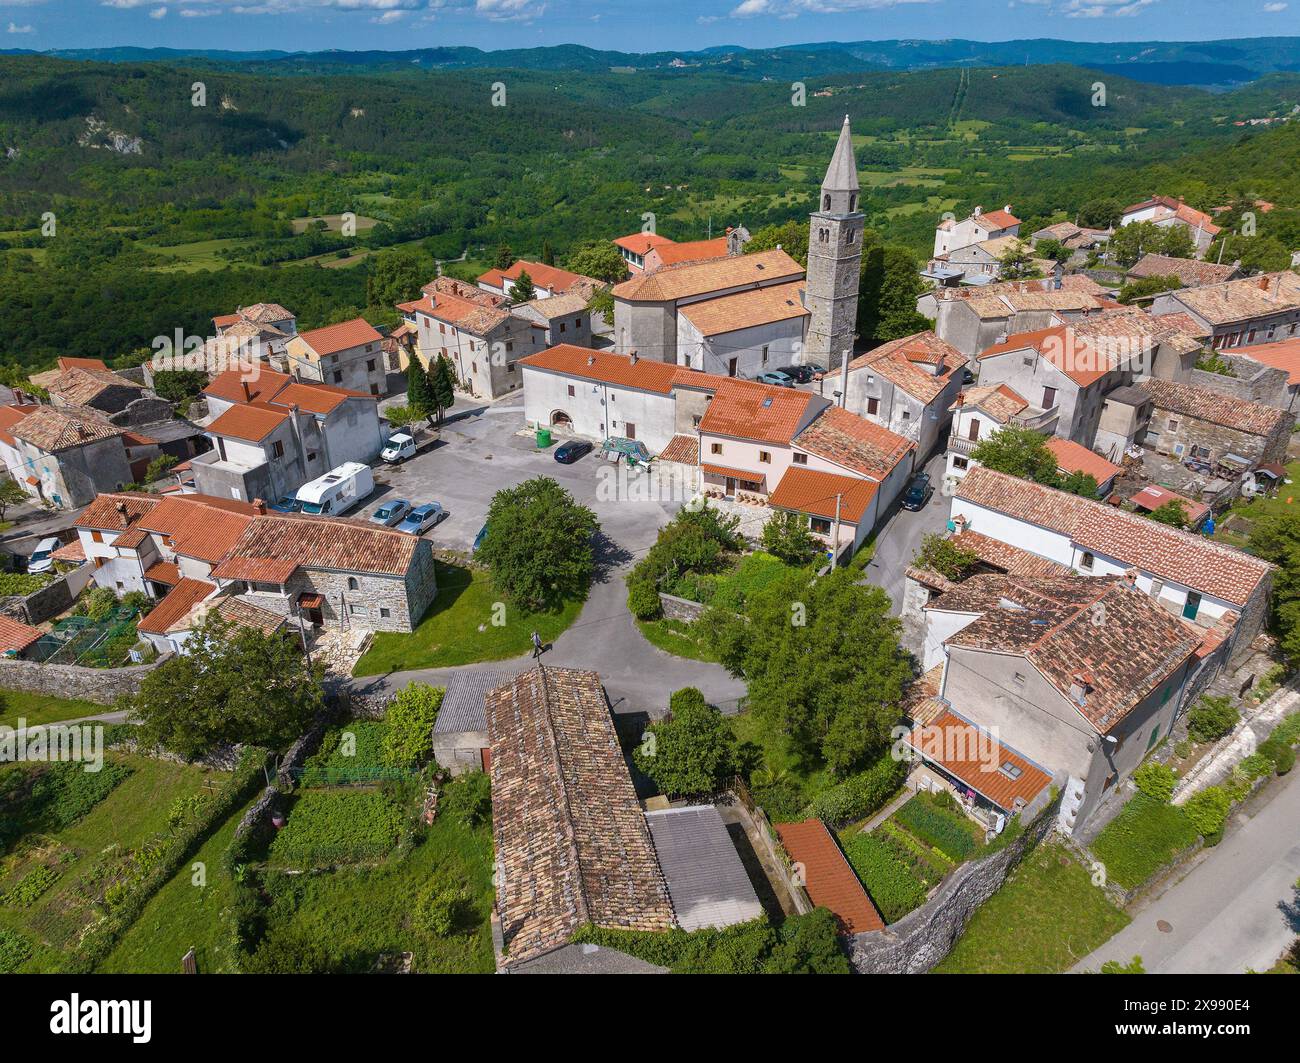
[
  {"left": 396, "top": 503, "right": 444, "bottom": 535},
  {"left": 554, "top": 439, "right": 593, "bottom": 464},
  {"left": 370, "top": 499, "right": 411, "bottom": 527},
  {"left": 269, "top": 495, "right": 301, "bottom": 514},
  {"left": 756, "top": 370, "right": 795, "bottom": 388},
  {"left": 473, "top": 524, "right": 489, "bottom": 553}
]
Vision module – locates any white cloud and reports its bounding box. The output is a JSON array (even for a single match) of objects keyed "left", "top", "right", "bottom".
[
  {"left": 1062, "top": 0, "right": 1156, "bottom": 16},
  {"left": 475, "top": 0, "right": 545, "bottom": 21},
  {"left": 371, "top": 6, "right": 406, "bottom": 18},
  {"left": 103, "top": 0, "right": 546, "bottom": 19},
  {"left": 6, "top": 20, "right": 35, "bottom": 31},
  {"left": 150, "top": 4, "right": 167, "bottom": 15},
  {"left": 731, "top": 0, "right": 934, "bottom": 15},
  {"left": 1264, "top": 1, "right": 1288, "bottom": 11}
]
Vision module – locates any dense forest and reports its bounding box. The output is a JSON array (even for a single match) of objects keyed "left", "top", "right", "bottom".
[{"left": 1, "top": 54, "right": 1298, "bottom": 372}]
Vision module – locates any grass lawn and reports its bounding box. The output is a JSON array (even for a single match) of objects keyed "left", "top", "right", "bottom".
[
  {"left": 635, "top": 617, "right": 716, "bottom": 662},
  {"left": 97, "top": 793, "right": 259, "bottom": 974},
  {"left": 1090, "top": 793, "right": 1200, "bottom": 890},
  {"left": 934, "top": 842, "right": 1130, "bottom": 973},
  {"left": 258, "top": 801, "right": 495, "bottom": 973},
  {"left": 0, "top": 689, "right": 105, "bottom": 730},
  {"left": 352, "top": 561, "right": 584, "bottom": 676},
  {"left": 0, "top": 754, "right": 229, "bottom": 972},
  {"left": 1213, "top": 459, "right": 1300, "bottom": 547}
]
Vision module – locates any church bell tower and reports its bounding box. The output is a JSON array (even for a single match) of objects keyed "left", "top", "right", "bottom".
[{"left": 805, "top": 115, "right": 863, "bottom": 370}]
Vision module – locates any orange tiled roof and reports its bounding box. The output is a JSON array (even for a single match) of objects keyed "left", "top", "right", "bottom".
[
  {"left": 768, "top": 465, "right": 878, "bottom": 524},
  {"left": 974, "top": 208, "right": 1020, "bottom": 230},
  {"left": 678, "top": 281, "right": 808, "bottom": 336},
  {"left": 143, "top": 560, "right": 181, "bottom": 586},
  {"left": 612, "top": 249, "right": 803, "bottom": 303},
  {"left": 794, "top": 404, "right": 913, "bottom": 480},
  {"left": 57, "top": 356, "right": 110, "bottom": 373},
  {"left": 138, "top": 494, "right": 257, "bottom": 564},
  {"left": 137, "top": 578, "right": 216, "bottom": 636},
  {"left": 702, "top": 462, "right": 768, "bottom": 484},
  {"left": 1045, "top": 437, "right": 1121, "bottom": 486},
  {"left": 205, "top": 403, "right": 288, "bottom": 443},
  {"left": 659, "top": 434, "right": 700, "bottom": 465},
  {"left": 51, "top": 540, "right": 85, "bottom": 563},
  {"left": 0, "top": 614, "right": 43, "bottom": 654},
  {"left": 907, "top": 710, "right": 1052, "bottom": 812},
  {"left": 292, "top": 317, "right": 382, "bottom": 358},
  {"left": 978, "top": 325, "right": 1112, "bottom": 387},
  {"left": 955, "top": 384, "right": 1028, "bottom": 424},
  {"left": 519, "top": 345, "right": 704, "bottom": 395},
  {"left": 847, "top": 330, "right": 966, "bottom": 405},
  {"left": 212, "top": 513, "right": 419, "bottom": 580},
  {"left": 0, "top": 404, "right": 37, "bottom": 447},
  {"left": 1235, "top": 336, "right": 1300, "bottom": 385},
  {"left": 775, "top": 820, "right": 883, "bottom": 935},
  {"left": 650, "top": 237, "right": 729, "bottom": 267},
  {"left": 74, "top": 492, "right": 160, "bottom": 531},
  {"left": 699, "top": 378, "right": 821, "bottom": 446},
  {"left": 613, "top": 232, "right": 675, "bottom": 255},
  {"left": 477, "top": 260, "right": 591, "bottom": 293},
  {"left": 1130, "top": 485, "right": 1211, "bottom": 526}
]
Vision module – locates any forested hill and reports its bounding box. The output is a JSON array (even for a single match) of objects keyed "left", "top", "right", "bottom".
[{"left": 4, "top": 36, "right": 1300, "bottom": 86}]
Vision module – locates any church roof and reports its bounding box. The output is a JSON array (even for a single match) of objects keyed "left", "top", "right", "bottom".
[{"left": 822, "top": 114, "right": 859, "bottom": 193}]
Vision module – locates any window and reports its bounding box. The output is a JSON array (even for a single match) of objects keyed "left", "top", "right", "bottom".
[
  {"left": 998, "top": 761, "right": 1023, "bottom": 780},
  {"left": 625, "top": 423, "right": 636, "bottom": 439},
  {"left": 347, "top": 577, "right": 359, "bottom": 591},
  {"left": 759, "top": 451, "right": 771, "bottom": 463},
  {"left": 761, "top": 345, "right": 769, "bottom": 366},
  {"left": 366, "top": 359, "right": 376, "bottom": 372},
  {"left": 711, "top": 443, "right": 723, "bottom": 455},
  {"left": 953, "top": 456, "right": 969, "bottom": 470},
  {"left": 307, "top": 451, "right": 318, "bottom": 463},
  {"left": 92, "top": 530, "right": 103, "bottom": 543},
  {"left": 846, "top": 228, "right": 856, "bottom": 245},
  {"left": 848, "top": 193, "right": 857, "bottom": 212},
  {"left": 609, "top": 393, "right": 615, "bottom": 402},
  {"left": 505, "top": 341, "right": 513, "bottom": 352},
  {"left": 867, "top": 397, "right": 879, "bottom": 416},
  {"left": 559, "top": 322, "right": 566, "bottom": 333},
  {"left": 332, "top": 371, "right": 343, "bottom": 384},
  {"left": 822, "top": 194, "right": 831, "bottom": 211},
  {"left": 901, "top": 410, "right": 911, "bottom": 421},
  {"left": 380, "top": 607, "right": 391, "bottom": 619},
  {"left": 1183, "top": 591, "right": 1202, "bottom": 621},
  {"left": 567, "top": 384, "right": 575, "bottom": 397},
  {"left": 1012, "top": 672, "right": 1026, "bottom": 687},
  {"left": 471, "top": 362, "right": 477, "bottom": 374},
  {"left": 793, "top": 453, "right": 807, "bottom": 465},
  {"left": 1167, "top": 418, "right": 1180, "bottom": 431},
  {"left": 810, "top": 517, "right": 832, "bottom": 535},
  {"left": 1080, "top": 552, "right": 1094, "bottom": 570},
  {"left": 967, "top": 419, "right": 980, "bottom": 441},
  {"left": 271, "top": 439, "right": 285, "bottom": 459}
]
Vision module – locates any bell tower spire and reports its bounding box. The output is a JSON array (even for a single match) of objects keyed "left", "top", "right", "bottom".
[{"left": 805, "top": 115, "right": 864, "bottom": 370}]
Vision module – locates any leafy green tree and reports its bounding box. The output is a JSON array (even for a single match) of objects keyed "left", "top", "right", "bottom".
[
  {"left": 478, "top": 477, "right": 599, "bottom": 610},
  {"left": 0, "top": 478, "right": 27, "bottom": 520},
  {"left": 761, "top": 511, "right": 820, "bottom": 566},
  {"left": 629, "top": 503, "right": 743, "bottom": 589},
  {"left": 493, "top": 242, "right": 513, "bottom": 271},
  {"left": 406, "top": 358, "right": 434, "bottom": 418},
  {"left": 1186, "top": 696, "right": 1240, "bottom": 744},
  {"left": 150, "top": 369, "right": 208, "bottom": 405},
  {"left": 633, "top": 688, "right": 737, "bottom": 798},
  {"left": 743, "top": 220, "right": 808, "bottom": 266},
  {"left": 703, "top": 567, "right": 911, "bottom": 775},
  {"left": 858, "top": 235, "right": 929, "bottom": 343},
  {"left": 997, "top": 238, "right": 1039, "bottom": 279},
  {"left": 509, "top": 269, "right": 536, "bottom": 303},
  {"left": 1248, "top": 511, "right": 1300, "bottom": 666},
  {"left": 366, "top": 248, "right": 425, "bottom": 310},
  {"left": 1059, "top": 470, "right": 1101, "bottom": 498},
  {"left": 1146, "top": 500, "right": 1190, "bottom": 528},
  {"left": 915, "top": 532, "right": 979, "bottom": 580},
  {"left": 1034, "top": 237, "right": 1070, "bottom": 264},
  {"left": 144, "top": 453, "right": 178, "bottom": 483},
  {"left": 1077, "top": 198, "right": 1122, "bottom": 229},
  {"left": 762, "top": 908, "right": 850, "bottom": 974},
  {"left": 127, "top": 619, "right": 323, "bottom": 759},
  {"left": 1208, "top": 233, "right": 1292, "bottom": 274},
  {"left": 1108, "top": 221, "right": 1196, "bottom": 268},
  {"left": 565, "top": 241, "right": 629, "bottom": 283},
  {"left": 587, "top": 286, "right": 615, "bottom": 326},
  {"left": 383, "top": 682, "right": 445, "bottom": 767},
  {"left": 1118, "top": 275, "right": 1183, "bottom": 305},
  {"left": 969, "top": 424, "right": 1060, "bottom": 484},
  {"left": 430, "top": 354, "right": 456, "bottom": 424},
  {"left": 440, "top": 771, "right": 492, "bottom": 829}
]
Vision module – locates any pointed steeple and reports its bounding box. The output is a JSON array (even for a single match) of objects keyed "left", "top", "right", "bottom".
[{"left": 822, "top": 114, "right": 859, "bottom": 196}]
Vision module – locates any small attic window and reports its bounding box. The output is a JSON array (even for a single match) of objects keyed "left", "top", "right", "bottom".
[
  {"left": 999, "top": 761, "right": 1023, "bottom": 780},
  {"left": 756, "top": 263, "right": 765, "bottom": 270},
  {"left": 762, "top": 397, "right": 773, "bottom": 408}
]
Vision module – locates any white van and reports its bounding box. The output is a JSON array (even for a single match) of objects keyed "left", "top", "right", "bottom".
[
  {"left": 381, "top": 432, "right": 417, "bottom": 464},
  {"left": 296, "top": 462, "right": 375, "bottom": 517}
]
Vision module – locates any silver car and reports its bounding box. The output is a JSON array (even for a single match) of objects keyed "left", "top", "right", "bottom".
[
  {"left": 396, "top": 502, "right": 444, "bottom": 535},
  {"left": 370, "top": 499, "right": 411, "bottom": 527}
]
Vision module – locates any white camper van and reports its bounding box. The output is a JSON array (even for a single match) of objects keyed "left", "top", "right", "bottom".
[{"left": 296, "top": 462, "right": 375, "bottom": 517}]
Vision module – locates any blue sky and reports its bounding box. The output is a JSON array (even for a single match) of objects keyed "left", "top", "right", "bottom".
[{"left": 2, "top": 1, "right": 1297, "bottom": 54}]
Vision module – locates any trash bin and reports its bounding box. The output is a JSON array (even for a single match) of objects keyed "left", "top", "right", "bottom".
[{"left": 535, "top": 428, "right": 553, "bottom": 448}]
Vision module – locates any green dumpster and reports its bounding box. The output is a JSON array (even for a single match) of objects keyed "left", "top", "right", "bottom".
[{"left": 536, "top": 427, "right": 553, "bottom": 448}]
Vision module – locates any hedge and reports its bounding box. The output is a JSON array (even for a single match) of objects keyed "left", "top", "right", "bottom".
[
  {"left": 808, "top": 753, "right": 907, "bottom": 828},
  {"left": 893, "top": 795, "right": 977, "bottom": 861},
  {"left": 68, "top": 746, "right": 271, "bottom": 972},
  {"left": 840, "top": 831, "right": 927, "bottom": 922}
]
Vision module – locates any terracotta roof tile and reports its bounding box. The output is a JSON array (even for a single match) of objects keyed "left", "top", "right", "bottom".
[
  {"left": 847, "top": 330, "right": 967, "bottom": 404},
  {"left": 1045, "top": 438, "right": 1121, "bottom": 485},
  {"left": 477, "top": 260, "right": 593, "bottom": 293},
  {"left": 612, "top": 232, "right": 675, "bottom": 255},
  {"left": 143, "top": 560, "right": 181, "bottom": 586},
  {"left": 612, "top": 249, "right": 803, "bottom": 303},
  {"left": 1130, "top": 485, "right": 1210, "bottom": 526},
  {"left": 47, "top": 367, "right": 143, "bottom": 407},
  {"left": 1127, "top": 254, "right": 1239, "bottom": 287},
  {"left": 907, "top": 709, "right": 1053, "bottom": 811},
  {"left": 487, "top": 666, "right": 676, "bottom": 967},
  {"left": 658, "top": 434, "right": 699, "bottom": 465},
  {"left": 202, "top": 368, "right": 292, "bottom": 404},
  {"left": 700, "top": 378, "right": 821, "bottom": 446},
  {"left": 794, "top": 404, "right": 913, "bottom": 479},
  {"left": 292, "top": 317, "right": 382, "bottom": 358},
  {"left": 768, "top": 465, "right": 878, "bottom": 524},
  {"left": 0, "top": 614, "right": 43, "bottom": 654},
  {"left": 1139, "top": 377, "right": 1292, "bottom": 438},
  {"left": 978, "top": 325, "right": 1114, "bottom": 387},
  {"left": 650, "top": 237, "right": 729, "bottom": 267},
  {"left": 204, "top": 403, "right": 288, "bottom": 443},
  {"left": 12, "top": 406, "right": 124, "bottom": 452},
  {"left": 0, "top": 404, "right": 37, "bottom": 447},
  {"left": 678, "top": 281, "right": 809, "bottom": 336},
  {"left": 74, "top": 492, "right": 160, "bottom": 531},
  {"left": 212, "top": 595, "right": 286, "bottom": 635},
  {"left": 1169, "top": 272, "right": 1300, "bottom": 327},
  {"left": 137, "top": 578, "right": 216, "bottom": 636},
  {"left": 211, "top": 513, "right": 419, "bottom": 580},
  {"left": 775, "top": 820, "right": 883, "bottom": 935},
  {"left": 57, "top": 356, "right": 110, "bottom": 373},
  {"left": 955, "top": 384, "right": 1028, "bottom": 424},
  {"left": 519, "top": 345, "right": 698, "bottom": 395},
  {"left": 1235, "top": 337, "right": 1300, "bottom": 385}
]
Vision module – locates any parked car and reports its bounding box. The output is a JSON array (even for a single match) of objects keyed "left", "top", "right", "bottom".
[
  {"left": 756, "top": 370, "right": 795, "bottom": 388},
  {"left": 27, "top": 536, "right": 60, "bottom": 574},
  {"left": 269, "top": 495, "right": 301, "bottom": 514},
  {"left": 774, "top": 364, "right": 815, "bottom": 384},
  {"left": 370, "top": 499, "right": 411, "bottom": 527},
  {"left": 472, "top": 523, "right": 489, "bottom": 553},
  {"left": 381, "top": 432, "right": 417, "bottom": 463},
  {"left": 902, "top": 472, "right": 932, "bottom": 511},
  {"left": 397, "top": 503, "right": 444, "bottom": 535},
  {"left": 554, "top": 439, "right": 593, "bottom": 464}
]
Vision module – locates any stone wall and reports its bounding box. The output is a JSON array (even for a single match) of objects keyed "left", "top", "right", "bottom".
[
  {"left": 658, "top": 592, "right": 705, "bottom": 622},
  {"left": 0, "top": 654, "right": 168, "bottom": 705},
  {"left": 1189, "top": 360, "right": 1289, "bottom": 409},
  {"left": 1, "top": 571, "right": 78, "bottom": 625},
  {"left": 848, "top": 795, "right": 1060, "bottom": 974}
]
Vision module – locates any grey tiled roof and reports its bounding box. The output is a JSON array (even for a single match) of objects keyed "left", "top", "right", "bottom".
[
  {"left": 434, "top": 669, "right": 513, "bottom": 734},
  {"left": 510, "top": 943, "right": 668, "bottom": 975},
  {"left": 644, "top": 805, "right": 764, "bottom": 932}
]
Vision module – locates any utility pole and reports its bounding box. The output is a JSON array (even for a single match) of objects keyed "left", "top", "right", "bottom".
[{"left": 830, "top": 492, "right": 843, "bottom": 569}]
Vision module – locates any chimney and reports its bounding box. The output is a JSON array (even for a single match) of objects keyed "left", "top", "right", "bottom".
[
  {"left": 114, "top": 500, "right": 128, "bottom": 519},
  {"left": 951, "top": 513, "right": 968, "bottom": 534},
  {"left": 1258, "top": 276, "right": 1270, "bottom": 293},
  {"left": 629, "top": 351, "right": 638, "bottom": 366},
  {"left": 1122, "top": 567, "right": 1139, "bottom": 590},
  {"left": 588, "top": 354, "right": 596, "bottom": 366},
  {"left": 1004, "top": 204, "right": 1012, "bottom": 215},
  {"left": 252, "top": 498, "right": 267, "bottom": 515},
  {"left": 973, "top": 205, "right": 982, "bottom": 217},
  {"left": 241, "top": 379, "right": 252, "bottom": 401},
  {"left": 1069, "top": 672, "right": 1091, "bottom": 705}
]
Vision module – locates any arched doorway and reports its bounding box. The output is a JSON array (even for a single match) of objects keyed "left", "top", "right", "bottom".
[{"left": 550, "top": 410, "right": 573, "bottom": 429}]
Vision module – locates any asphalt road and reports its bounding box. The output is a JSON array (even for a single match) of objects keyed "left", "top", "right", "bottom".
[{"left": 1074, "top": 767, "right": 1300, "bottom": 974}]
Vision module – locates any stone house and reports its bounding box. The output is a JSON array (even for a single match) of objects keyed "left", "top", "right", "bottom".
[
  {"left": 510, "top": 289, "right": 594, "bottom": 349},
  {"left": 842, "top": 330, "right": 967, "bottom": 458},
  {"left": 1119, "top": 195, "right": 1221, "bottom": 258},
  {"left": 285, "top": 317, "right": 387, "bottom": 398},
  {"left": 431, "top": 670, "right": 511, "bottom": 776},
  {"left": 935, "top": 287, "right": 1107, "bottom": 360},
  {"left": 675, "top": 281, "right": 809, "bottom": 379},
  {"left": 46, "top": 366, "right": 147, "bottom": 416},
  {"left": 10, "top": 406, "right": 134, "bottom": 509},
  {"left": 933, "top": 205, "right": 1021, "bottom": 259},
  {"left": 1125, "top": 253, "right": 1240, "bottom": 290},
  {"left": 1137, "top": 377, "right": 1294, "bottom": 469},
  {"left": 1151, "top": 272, "right": 1300, "bottom": 351}
]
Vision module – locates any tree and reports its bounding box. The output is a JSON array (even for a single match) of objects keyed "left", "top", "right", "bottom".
[
  {"left": 406, "top": 358, "right": 434, "bottom": 418},
  {"left": 1146, "top": 499, "right": 1190, "bottom": 528},
  {"left": 366, "top": 248, "right": 424, "bottom": 310},
  {"left": 915, "top": 532, "right": 979, "bottom": 581},
  {"left": 565, "top": 241, "right": 629, "bottom": 283},
  {"left": 127, "top": 619, "right": 323, "bottom": 759},
  {"left": 509, "top": 269, "right": 536, "bottom": 303},
  {"left": 969, "top": 424, "right": 1060, "bottom": 484},
  {"left": 587, "top": 286, "right": 615, "bottom": 326},
  {"left": 1208, "top": 233, "right": 1292, "bottom": 274},
  {"left": 997, "top": 238, "right": 1039, "bottom": 279},
  {"left": 150, "top": 369, "right": 208, "bottom": 405},
  {"left": 858, "top": 235, "right": 930, "bottom": 343},
  {"left": 633, "top": 688, "right": 737, "bottom": 797},
  {"left": 762, "top": 908, "right": 850, "bottom": 974},
  {"left": 743, "top": 220, "right": 808, "bottom": 266},
  {"left": 1058, "top": 470, "right": 1100, "bottom": 498},
  {"left": 1118, "top": 275, "right": 1182, "bottom": 305},
  {"left": 1034, "top": 237, "right": 1070, "bottom": 264},
  {"left": 540, "top": 239, "right": 555, "bottom": 267},
  {"left": 1077, "top": 198, "right": 1122, "bottom": 229},
  {"left": 383, "top": 682, "right": 445, "bottom": 767},
  {"left": 0, "top": 478, "right": 27, "bottom": 520},
  {"left": 761, "top": 511, "right": 820, "bottom": 566},
  {"left": 440, "top": 771, "right": 492, "bottom": 829},
  {"left": 1108, "top": 221, "right": 1196, "bottom": 269},
  {"left": 702, "top": 567, "right": 911, "bottom": 775},
  {"left": 430, "top": 354, "right": 456, "bottom": 424},
  {"left": 144, "top": 453, "right": 178, "bottom": 483},
  {"left": 1186, "top": 695, "right": 1239, "bottom": 744},
  {"left": 1249, "top": 511, "right": 1300, "bottom": 666},
  {"left": 478, "top": 477, "right": 599, "bottom": 610},
  {"left": 492, "top": 242, "right": 513, "bottom": 270}
]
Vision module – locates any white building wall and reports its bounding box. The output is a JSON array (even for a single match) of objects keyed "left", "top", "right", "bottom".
[{"left": 520, "top": 367, "right": 679, "bottom": 453}]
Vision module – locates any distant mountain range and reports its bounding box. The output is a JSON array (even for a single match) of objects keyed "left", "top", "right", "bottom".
[{"left": 4, "top": 37, "right": 1300, "bottom": 86}]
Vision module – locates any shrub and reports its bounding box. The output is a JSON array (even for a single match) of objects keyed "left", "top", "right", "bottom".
[
  {"left": 627, "top": 580, "right": 662, "bottom": 620},
  {"left": 809, "top": 753, "right": 907, "bottom": 828},
  {"left": 893, "top": 794, "right": 977, "bottom": 861},
  {"left": 749, "top": 777, "right": 808, "bottom": 822},
  {"left": 241, "top": 931, "right": 336, "bottom": 974},
  {"left": 1183, "top": 786, "right": 1231, "bottom": 838},
  {"left": 1187, "top": 696, "right": 1239, "bottom": 744},
  {"left": 3, "top": 864, "right": 60, "bottom": 907},
  {"left": 1271, "top": 712, "right": 1300, "bottom": 748},
  {"left": 144, "top": 453, "right": 178, "bottom": 483},
  {"left": 0, "top": 927, "right": 33, "bottom": 973},
  {"left": 1091, "top": 794, "right": 1198, "bottom": 889},
  {"left": 81, "top": 585, "right": 119, "bottom": 621},
  {"left": 383, "top": 683, "right": 445, "bottom": 767},
  {"left": 1133, "top": 761, "right": 1177, "bottom": 802},
  {"left": 1258, "top": 737, "right": 1295, "bottom": 775},
  {"left": 417, "top": 869, "right": 472, "bottom": 936},
  {"left": 633, "top": 689, "right": 737, "bottom": 798},
  {"left": 1236, "top": 753, "right": 1273, "bottom": 781},
  {"left": 840, "top": 831, "right": 927, "bottom": 922},
  {"left": 439, "top": 771, "right": 492, "bottom": 830}
]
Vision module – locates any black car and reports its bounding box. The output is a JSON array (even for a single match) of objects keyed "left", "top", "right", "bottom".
[
  {"left": 902, "top": 472, "right": 932, "bottom": 511},
  {"left": 774, "top": 364, "right": 815, "bottom": 384},
  {"left": 554, "top": 439, "right": 593, "bottom": 464}
]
